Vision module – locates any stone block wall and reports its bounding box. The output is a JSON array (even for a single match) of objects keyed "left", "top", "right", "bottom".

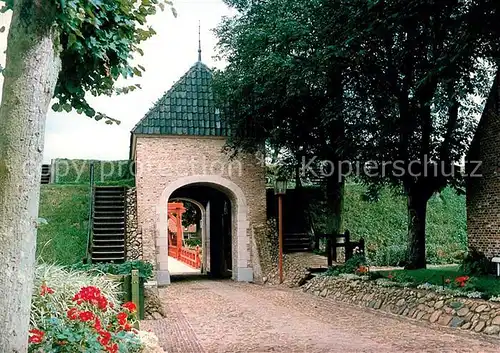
[
  {"left": 133, "top": 135, "right": 267, "bottom": 282},
  {"left": 304, "top": 276, "right": 500, "bottom": 337},
  {"left": 125, "top": 187, "right": 143, "bottom": 261},
  {"left": 467, "top": 71, "right": 500, "bottom": 258}
]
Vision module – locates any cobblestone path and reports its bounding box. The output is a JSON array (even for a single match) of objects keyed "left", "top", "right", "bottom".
[{"left": 141, "top": 279, "right": 500, "bottom": 353}]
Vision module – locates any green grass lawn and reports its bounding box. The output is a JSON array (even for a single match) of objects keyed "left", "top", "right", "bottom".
[
  {"left": 376, "top": 265, "right": 461, "bottom": 285},
  {"left": 37, "top": 185, "right": 90, "bottom": 265},
  {"left": 374, "top": 266, "right": 500, "bottom": 298}
]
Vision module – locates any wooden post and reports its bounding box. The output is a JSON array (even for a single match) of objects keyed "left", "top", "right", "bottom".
[
  {"left": 131, "top": 270, "right": 140, "bottom": 319},
  {"left": 176, "top": 210, "right": 182, "bottom": 259},
  {"left": 359, "top": 237, "right": 365, "bottom": 255},
  {"left": 345, "top": 229, "right": 351, "bottom": 261},
  {"left": 326, "top": 234, "right": 332, "bottom": 267},
  {"left": 278, "top": 194, "right": 284, "bottom": 284},
  {"left": 195, "top": 245, "right": 201, "bottom": 269}
]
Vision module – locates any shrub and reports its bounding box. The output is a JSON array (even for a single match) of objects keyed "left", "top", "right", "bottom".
[
  {"left": 30, "top": 264, "right": 144, "bottom": 352},
  {"left": 70, "top": 260, "right": 154, "bottom": 280},
  {"left": 325, "top": 254, "right": 367, "bottom": 276},
  {"left": 308, "top": 184, "right": 467, "bottom": 266},
  {"left": 369, "top": 245, "right": 407, "bottom": 267},
  {"left": 460, "top": 248, "right": 490, "bottom": 276},
  {"left": 185, "top": 238, "right": 201, "bottom": 248}
]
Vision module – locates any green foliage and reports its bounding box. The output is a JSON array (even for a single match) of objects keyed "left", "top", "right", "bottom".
[
  {"left": 460, "top": 248, "right": 491, "bottom": 276},
  {"left": 32, "top": 264, "right": 122, "bottom": 326},
  {"left": 70, "top": 260, "right": 154, "bottom": 280},
  {"left": 52, "top": 0, "right": 174, "bottom": 123},
  {"left": 37, "top": 185, "right": 89, "bottom": 265},
  {"left": 374, "top": 265, "right": 500, "bottom": 299},
  {"left": 307, "top": 183, "right": 467, "bottom": 266},
  {"left": 370, "top": 245, "right": 407, "bottom": 267},
  {"left": 1, "top": 0, "right": 174, "bottom": 123},
  {"left": 215, "top": 0, "right": 496, "bottom": 268},
  {"left": 325, "top": 254, "right": 366, "bottom": 276},
  {"left": 31, "top": 264, "right": 142, "bottom": 352},
  {"left": 185, "top": 238, "right": 201, "bottom": 248},
  {"left": 375, "top": 266, "right": 461, "bottom": 286}
]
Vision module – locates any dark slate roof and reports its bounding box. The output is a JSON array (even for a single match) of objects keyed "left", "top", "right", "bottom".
[{"left": 132, "top": 61, "right": 230, "bottom": 136}]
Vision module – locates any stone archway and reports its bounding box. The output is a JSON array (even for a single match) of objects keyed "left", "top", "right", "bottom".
[{"left": 155, "top": 175, "right": 252, "bottom": 285}]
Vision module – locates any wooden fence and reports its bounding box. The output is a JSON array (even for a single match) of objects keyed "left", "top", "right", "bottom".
[
  {"left": 168, "top": 244, "right": 201, "bottom": 269},
  {"left": 180, "top": 246, "right": 201, "bottom": 269},
  {"left": 105, "top": 269, "right": 144, "bottom": 320},
  {"left": 314, "top": 230, "right": 365, "bottom": 267}
]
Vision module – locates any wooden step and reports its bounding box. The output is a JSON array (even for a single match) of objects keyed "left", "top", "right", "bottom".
[
  {"left": 93, "top": 244, "right": 125, "bottom": 249},
  {"left": 93, "top": 228, "right": 125, "bottom": 233},
  {"left": 91, "top": 186, "right": 126, "bottom": 264},
  {"left": 93, "top": 238, "right": 125, "bottom": 243}
]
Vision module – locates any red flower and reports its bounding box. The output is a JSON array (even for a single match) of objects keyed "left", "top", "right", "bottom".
[
  {"left": 387, "top": 274, "right": 394, "bottom": 279},
  {"left": 93, "top": 317, "right": 102, "bottom": 331},
  {"left": 67, "top": 307, "right": 79, "bottom": 320},
  {"left": 97, "top": 297, "right": 108, "bottom": 311},
  {"left": 122, "top": 301, "right": 137, "bottom": 313},
  {"left": 40, "top": 282, "right": 55, "bottom": 296},
  {"left": 116, "top": 312, "right": 128, "bottom": 326},
  {"left": 356, "top": 266, "right": 369, "bottom": 274},
  {"left": 78, "top": 310, "right": 95, "bottom": 322},
  {"left": 123, "top": 323, "right": 133, "bottom": 331},
  {"left": 455, "top": 276, "right": 470, "bottom": 287},
  {"left": 73, "top": 286, "right": 102, "bottom": 303},
  {"left": 106, "top": 343, "right": 119, "bottom": 353},
  {"left": 98, "top": 331, "right": 112, "bottom": 346},
  {"left": 28, "top": 329, "right": 44, "bottom": 344}
]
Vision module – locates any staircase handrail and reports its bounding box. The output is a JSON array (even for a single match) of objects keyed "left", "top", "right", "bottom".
[{"left": 86, "top": 162, "right": 95, "bottom": 263}]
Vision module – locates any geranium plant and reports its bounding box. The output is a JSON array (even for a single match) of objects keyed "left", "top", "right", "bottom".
[{"left": 29, "top": 265, "right": 144, "bottom": 353}]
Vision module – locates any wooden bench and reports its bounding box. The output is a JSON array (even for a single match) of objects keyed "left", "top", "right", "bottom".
[{"left": 314, "top": 230, "right": 365, "bottom": 266}]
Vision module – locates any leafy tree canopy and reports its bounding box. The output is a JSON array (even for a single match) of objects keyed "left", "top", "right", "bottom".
[{"left": 1, "top": 0, "right": 176, "bottom": 124}]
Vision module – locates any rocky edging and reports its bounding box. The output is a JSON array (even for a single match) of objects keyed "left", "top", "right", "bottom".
[
  {"left": 144, "top": 286, "right": 166, "bottom": 320},
  {"left": 303, "top": 275, "right": 500, "bottom": 337}
]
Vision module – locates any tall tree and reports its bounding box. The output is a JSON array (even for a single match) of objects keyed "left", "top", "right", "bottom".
[
  {"left": 215, "top": 0, "right": 495, "bottom": 269},
  {"left": 0, "top": 1, "right": 171, "bottom": 351},
  {"left": 214, "top": 0, "right": 360, "bottom": 237},
  {"left": 343, "top": 0, "right": 494, "bottom": 268}
]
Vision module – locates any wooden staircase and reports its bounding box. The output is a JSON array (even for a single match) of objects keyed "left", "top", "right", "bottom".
[
  {"left": 284, "top": 233, "right": 312, "bottom": 253},
  {"left": 91, "top": 186, "right": 126, "bottom": 263},
  {"left": 41, "top": 164, "right": 51, "bottom": 184}
]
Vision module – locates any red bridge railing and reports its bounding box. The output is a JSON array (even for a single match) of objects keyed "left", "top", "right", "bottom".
[{"left": 169, "top": 244, "right": 201, "bottom": 269}]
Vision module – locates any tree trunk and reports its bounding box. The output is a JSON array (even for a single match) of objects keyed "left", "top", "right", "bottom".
[
  {"left": 0, "top": 2, "right": 60, "bottom": 351},
  {"left": 405, "top": 191, "right": 429, "bottom": 269},
  {"left": 324, "top": 173, "right": 344, "bottom": 264},
  {"left": 325, "top": 175, "right": 344, "bottom": 234}
]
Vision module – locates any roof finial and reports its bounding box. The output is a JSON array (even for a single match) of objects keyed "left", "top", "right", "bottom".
[{"left": 198, "top": 20, "right": 202, "bottom": 62}]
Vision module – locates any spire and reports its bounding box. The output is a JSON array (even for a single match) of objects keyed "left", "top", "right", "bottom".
[{"left": 198, "top": 20, "right": 202, "bottom": 62}]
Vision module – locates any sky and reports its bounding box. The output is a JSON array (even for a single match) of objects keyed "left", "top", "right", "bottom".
[{"left": 0, "top": 0, "right": 236, "bottom": 163}]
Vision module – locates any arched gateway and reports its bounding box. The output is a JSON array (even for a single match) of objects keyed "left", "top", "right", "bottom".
[{"left": 129, "top": 58, "right": 266, "bottom": 285}]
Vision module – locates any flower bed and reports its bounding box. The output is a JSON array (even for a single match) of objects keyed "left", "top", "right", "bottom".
[
  {"left": 29, "top": 264, "right": 164, "bottom": 352},
  {"left": 303, "top": 274, "right": 500, "bottom": 337}
]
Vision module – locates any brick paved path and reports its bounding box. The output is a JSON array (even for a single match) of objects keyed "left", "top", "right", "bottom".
[{"left": 141, "top": 279, "right": 500, "bottom": 353}]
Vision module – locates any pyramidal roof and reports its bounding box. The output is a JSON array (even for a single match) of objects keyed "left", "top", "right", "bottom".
[{"left": 132, "top": 61, "right": 230, "bottom": 136}]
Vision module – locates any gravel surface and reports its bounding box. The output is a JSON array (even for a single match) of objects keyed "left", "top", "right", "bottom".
[{"left": 141, "top": 278, "right": 500, "bottom": 353}]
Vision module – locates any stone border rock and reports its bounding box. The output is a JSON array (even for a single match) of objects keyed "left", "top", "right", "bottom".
[
  {"left": 144, "top": 286, "right": 166, "bottom": 320},
  {"left": 303, "top": 275, "right": 500, "bottom": 337}
]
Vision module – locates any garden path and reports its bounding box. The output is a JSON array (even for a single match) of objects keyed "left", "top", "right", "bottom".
[
  {"left": 142, "top": 279, "right": 500, "bottom": 352},
  {"left": 168, "top": 256, "right": 200, "bottom": 275}
]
